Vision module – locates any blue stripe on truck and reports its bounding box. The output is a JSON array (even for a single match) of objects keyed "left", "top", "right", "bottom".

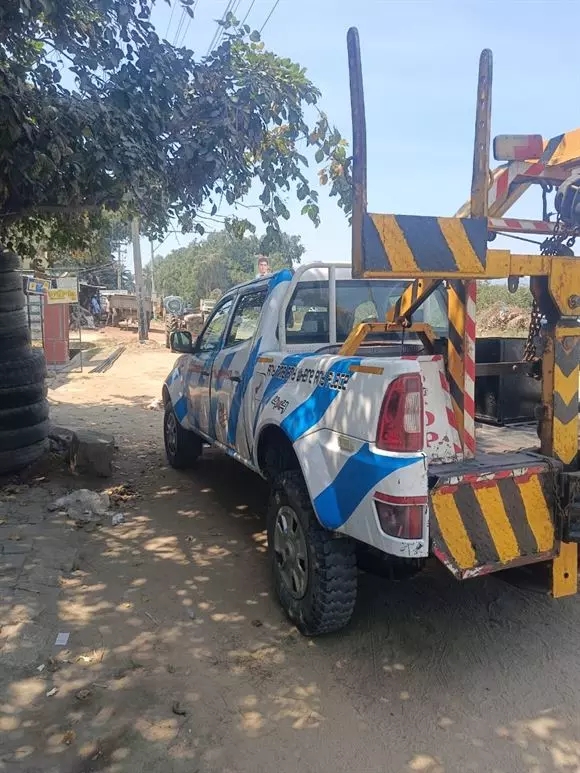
[
  {"left": 227, "top": 337, "right": 263, "bottom": 446},
  {"left": 281, "top": 358, "right": 362, "bottom": 442},
  {"left": 174, "top": 395, "right": 188, "bottom": 422},
  {"left": 313, "top": 443, "right": 419, "bottom": 529}
]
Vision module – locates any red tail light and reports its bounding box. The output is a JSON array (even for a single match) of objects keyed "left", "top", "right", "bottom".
[
  {"left": 376, "top": 373, "right": 423, "bottom": 452},
  {"left": 376, "top": 502, "right": 423, "bottom": 540}
]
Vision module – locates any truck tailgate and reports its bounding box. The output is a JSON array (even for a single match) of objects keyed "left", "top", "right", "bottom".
[{"left": 414, "top": 355, "right": 463, "bottom": 464}]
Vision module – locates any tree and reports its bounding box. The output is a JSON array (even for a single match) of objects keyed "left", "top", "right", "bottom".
[
  {"left": 151, "top": 228, "right": 304, "bottom": 305},
  {"left": 0, "top": 1, "right": 352, "bottom": 258}
]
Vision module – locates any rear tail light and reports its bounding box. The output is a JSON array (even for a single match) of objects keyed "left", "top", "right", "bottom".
[
  {"left": 376, "top": 373, "right": 424, "bottom": 452},
  {"left": 375, "top": 501, "right": 424, "bottom": 540}
]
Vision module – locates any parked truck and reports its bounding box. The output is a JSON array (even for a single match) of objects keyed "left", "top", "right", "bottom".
[
  {"left": 161, "top": 29, "right": 580, "bottom": 635},
  {"left": 105, "top": 291, "right": 152, "bottom": 330}
]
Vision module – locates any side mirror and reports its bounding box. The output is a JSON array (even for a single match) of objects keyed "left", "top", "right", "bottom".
[{"left": 170, "top": 330, "right": 193, "bottom": 353}]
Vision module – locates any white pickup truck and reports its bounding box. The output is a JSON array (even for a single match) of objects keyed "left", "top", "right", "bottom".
[{"left": 162, "top": 263, "right": 471, "bottom": 634}]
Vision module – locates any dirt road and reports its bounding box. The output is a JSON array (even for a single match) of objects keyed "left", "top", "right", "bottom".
[{"left": 3, "top": 331, "right": 580, "bottom": 772}]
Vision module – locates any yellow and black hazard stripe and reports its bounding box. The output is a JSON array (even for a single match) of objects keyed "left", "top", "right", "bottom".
[
  {"left": 552, "top": 333, "right": 580, "bottom": 468},
  {"left": 430, "top": 466, "right": 556, "bottom": 579},
  {"left": 362, "top": 213, "right": 487, "bottom": 276}
]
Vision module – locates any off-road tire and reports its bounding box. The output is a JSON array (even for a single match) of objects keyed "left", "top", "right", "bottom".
[
  {"left": 0, "top": 381, "right": 47, "bottom": 410},
  {"left": 0, "top": 289, "right": 25, "bottom": 313},
  {"left": 0, "top": 399, "right": 50, "bottom": 431},
  {"left": 0, "top": 272, "right": 24, "bottom": 293},
  {"left": 0, "top": 251, "right": 22, "bottom": 273},
  {"left": 0, "top": 349, "right": 46, "bottom": 389},
  {"left": 0, "top": 438, "right": 48, "bottom": 475},
  {"left": 267, "top": 470, "right": 357, "bottom": 636},
  {"left": 163, "top": 405, "right": 202, "bottom": 469},
  {"left": 0, "top": 419, "right": 50, "bottom": 452},
  {"left": 165, "top": 313, "right": 179, "bottom": 348}
]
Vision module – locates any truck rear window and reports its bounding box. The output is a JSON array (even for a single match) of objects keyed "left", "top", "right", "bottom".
[{"left": 286, "top": 280, "right": 448, "bottom": 344}]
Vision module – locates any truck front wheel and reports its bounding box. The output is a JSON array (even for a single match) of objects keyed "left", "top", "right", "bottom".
[
  {"left": 267, "top": 470, "right": 357, "bottom": 635},
  {"left": 163, "top": 405, "right": 202, "bottom": 469}
]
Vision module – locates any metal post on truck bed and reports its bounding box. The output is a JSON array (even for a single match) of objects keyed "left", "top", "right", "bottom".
[
  {"left": 448, "top": 48, "right": 492, "bottom": 459},
  {"left": 347, "top": 27, "right": 367, "bottom": 281}
]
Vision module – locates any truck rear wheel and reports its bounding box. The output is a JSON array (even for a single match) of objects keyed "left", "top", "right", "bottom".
[
  {"left": 163, "top": 405, "right": 202, "bottom": 469},
  {"left": 267, "top": 470, "right": 357, "bottom": 635}
]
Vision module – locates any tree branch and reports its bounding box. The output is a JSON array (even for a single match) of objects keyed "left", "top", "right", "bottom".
[{"left": 0, "top": 204, "right": 105, "bottom": 220}]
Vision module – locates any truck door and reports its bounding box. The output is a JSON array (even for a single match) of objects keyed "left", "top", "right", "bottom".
[
  {"left": 211, "top": 289, "right": 267, "bottom": 455},
  {"left": 184, "top": 297, "right": 234, "bottom": 437}
]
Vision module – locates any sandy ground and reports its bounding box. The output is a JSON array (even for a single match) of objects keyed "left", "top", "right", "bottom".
[{"left": 3, "top": 329, "right": 580, "bottom": 772}]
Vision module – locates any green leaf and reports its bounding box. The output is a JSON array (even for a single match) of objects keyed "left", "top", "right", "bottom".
[{"left": 0, "top": 0, "right": 350, "bottom": 258}]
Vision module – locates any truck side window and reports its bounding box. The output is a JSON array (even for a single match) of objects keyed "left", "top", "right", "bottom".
[
  {"left": 225, "top": 290, "right": 267, "bottom": 348},
  {"left": 286, "top": 285, "right": 329, "bottom": 344},
  {"left": 196, "top": 298, "right": 233, "bottom": 353}
]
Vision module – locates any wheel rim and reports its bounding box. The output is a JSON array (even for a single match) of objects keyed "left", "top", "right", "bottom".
[
  {"left": 273, "top": 505, "right": 308, "bottom": 599},
  {"left": 165, "top": 411, "right": 178, "bottom": 456}
]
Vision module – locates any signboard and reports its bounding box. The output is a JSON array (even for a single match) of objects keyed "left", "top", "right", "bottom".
[
  {"left": 26, "top": 277, "right": 49, "bottom": 295},
  {"left": 46, "top": 277, "right": 78, "bottom": 305}
]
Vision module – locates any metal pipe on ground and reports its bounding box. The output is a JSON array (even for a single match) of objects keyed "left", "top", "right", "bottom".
[{"left": 90, "top": 346, "right": 126, "bottom": 374}]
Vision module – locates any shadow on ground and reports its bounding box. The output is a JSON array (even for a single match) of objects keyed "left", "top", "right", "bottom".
[{"left": 2, "top": 401, "right": 580, "bottom": 773}]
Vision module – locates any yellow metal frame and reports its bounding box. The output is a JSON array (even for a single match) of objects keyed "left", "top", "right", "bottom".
[
  {"left": 339, "top": 321, "right": 436, "bottom": 356},
  {"left": 347, "top": 26, "right": 580, "bottom": 597}
]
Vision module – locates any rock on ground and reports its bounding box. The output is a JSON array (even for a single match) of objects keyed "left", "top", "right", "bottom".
[{"left": 70, "top": 428, "right": 115, "bottom": 477}]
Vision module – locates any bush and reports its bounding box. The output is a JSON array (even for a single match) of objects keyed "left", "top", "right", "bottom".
[{"left": 477, "top": 281, "right": 532, "bottom": 311}]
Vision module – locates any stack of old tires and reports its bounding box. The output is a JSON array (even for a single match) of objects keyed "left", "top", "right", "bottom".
[{"left": 0, "top": 248, "right": 49, "bottom": 474}]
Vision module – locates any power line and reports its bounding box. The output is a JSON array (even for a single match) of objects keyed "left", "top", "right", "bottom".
[
  {"left": 173, "top": 13, "right": 186, "bottom": 45},
  {"left": 259, "top": 0, "right": 280, "bottom": 33},
  {"left": 241, "top": 0, "right": 256, "bottom": 25},
  {"left": 206, "top": 0, "right": 236, "bottom": 55},
  {"left": 165, "top": 0, "right": 176, "bottom": 38},
  {"left": 173, "top": 3, "right": 187, "bottom": 46},
  {"left": 176, "top": 0, "right": 198, "bottom": 47}
]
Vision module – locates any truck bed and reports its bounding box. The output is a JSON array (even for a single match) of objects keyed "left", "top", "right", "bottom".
[
  {"left": 429, "top": 421, "right": 553, "bottom": 481},
  {"left": 476, "top": 422, "right": 539, "bottom": 455}
]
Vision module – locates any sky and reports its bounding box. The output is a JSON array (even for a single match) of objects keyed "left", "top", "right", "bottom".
[{"left": 130, "top": 0, "right": 580, "bottom": 273}]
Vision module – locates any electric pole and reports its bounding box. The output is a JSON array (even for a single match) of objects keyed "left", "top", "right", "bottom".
[
  {"left": 131, "top": 217, "right": 148, "bottom": 342},
  {"left": 149, "top": 240, "right": 156, "bottom": 299},
  {"left": 117, "top": 242, "right": 123, "bottom": 290}
]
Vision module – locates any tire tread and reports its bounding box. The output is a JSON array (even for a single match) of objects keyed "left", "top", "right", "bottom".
[
  {"left": 0, "top": 349, "right": 47, "bottom": 388},
  {"left": 269, "top": 470, "right": 357, "bottom": 636}
]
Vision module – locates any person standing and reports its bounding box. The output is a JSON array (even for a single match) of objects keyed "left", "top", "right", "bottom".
[{"left": 90, "top": 294, "right": 101, "bottom": 317}]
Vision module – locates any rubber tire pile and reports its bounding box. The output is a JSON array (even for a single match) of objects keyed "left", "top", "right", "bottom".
[{"left": 0, "top": 249, "right": 49, "bottom": 474}]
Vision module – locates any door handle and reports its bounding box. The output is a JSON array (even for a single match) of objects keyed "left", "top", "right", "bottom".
[
  {"left": 201, "top": 370, "right": 211, "bottom": 376},
  {"left": 230, "top": 375, "right": 241, "bottom": 383}
]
